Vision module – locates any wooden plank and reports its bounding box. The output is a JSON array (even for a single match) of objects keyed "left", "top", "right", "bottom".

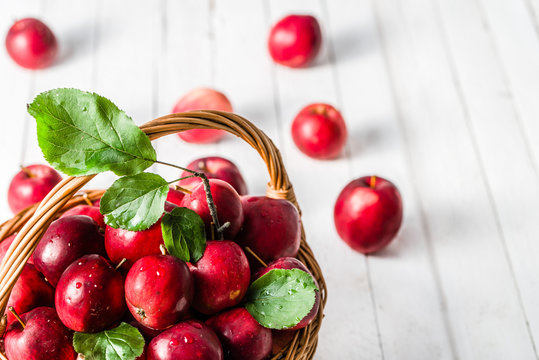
[
  {"left": 212, "top": 0, "right": 281, "bottom": 196},
  {"left": 375, "top": 0, "right": 537, "bottom": 358},
  {"left": 154, "top": 0, "right": 219, "bottom": 184},
  {"left": 436, "top": 0, "right": 539, "bottom": 352},
  {"left": 324, "top": 0, "right": 455, "bottom": 358},
  {"left": 0, "top": 0, "right": 40, "bottom": 220},
  {"left": 266, "top": 1, "right": 381, "bottom": 358}
]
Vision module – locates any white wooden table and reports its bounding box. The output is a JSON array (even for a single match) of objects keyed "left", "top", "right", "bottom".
[{"left": 1, "top": 1, "right": 539, "bottom": 359}]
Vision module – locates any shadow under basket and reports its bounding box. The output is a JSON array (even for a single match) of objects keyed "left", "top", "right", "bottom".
[{"left": 0, "top": 111, "right": 327, "bottom": 360}]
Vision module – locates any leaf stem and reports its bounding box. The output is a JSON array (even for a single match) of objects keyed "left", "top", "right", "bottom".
[{"left": 157, "top": 160, "right": 225, "bottom": 240}]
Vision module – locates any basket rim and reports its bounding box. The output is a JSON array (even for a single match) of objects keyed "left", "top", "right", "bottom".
[{"left": 0, "top": 111, "right": 327, "bottom": 360}]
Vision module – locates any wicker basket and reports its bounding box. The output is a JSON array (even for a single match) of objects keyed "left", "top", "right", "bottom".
[{"left": 0, "top": 111, "right": 327, "bottom": 360}]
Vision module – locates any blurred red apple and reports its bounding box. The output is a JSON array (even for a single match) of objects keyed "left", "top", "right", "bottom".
[
  {"left": 172, "top": 88, "right": 232, "bottom": 144},
  {"left": 268, "top": 14, "right": 322, "bottom": 68},
  {"left": 5, "top": 18, "right": 58, "bottom": 69}
]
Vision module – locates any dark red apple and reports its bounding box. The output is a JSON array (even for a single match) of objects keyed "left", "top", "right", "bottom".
[
  {"left": 147, "top": 320, "right": 223, "bottom": 360},
  {"left": 7, "top": 164, "right": 62, "bottom": 214},
  {"left": 172, "top": 88, "right": 232, "bottom": 144},
  {"left": 268, "top": 14, "right": 322, "bottom": 68},
  {"left": 0, "top": 234, "right": 34, "bottom": 264},
  {"left": 206, "top": 307, "right": 272, "bottom": 360},
  {"left": 188, "top": 241, "right": 250, "bottom": 315},
  {"left": 61, "top": 205, "right": 105, "bottom": 229},
  {"left": 5, "top": 264, "right": 54, "bottom": 324},
  {"left": 34, "top": 215, "right": 106, "bottom": 287},
  {"left": 5, "top": 307, "right": 76, "bottom": 360},
  {"left": 125, "top": 255, "right": 193, "bottom": 330},
  {"left": 105, "top": 202, "right": 177, "bottom": 270},
  {"left": 166, "top": 187, "right": 186, "bottom": 207},
  {"left": 291, "top": 103, "right": 347, "bottom": 159},
  {"left": 255, "top": 257, "right": 320, "bottom": 330},
  {"left": 236, "top": 196, "right": 301, "bottom": 268},
  {"left": 181, "top": 179, "right": 244, "bottom": 239},
  {"left": 5, "top": 18, "right": 58, "bottom": 69},
  {"left": 179, "top": 156, "right": 248, "bottom": 195},
  {"left": 334, "top": 176, "right": 403, "bottom": 254},
  {"left": 55, "top": 254, "right": 126, "bottom": 332}
]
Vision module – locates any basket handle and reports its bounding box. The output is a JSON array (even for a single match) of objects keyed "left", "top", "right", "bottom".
[{"left": 0, "top": 111, "right": 301, "bottom": 315}]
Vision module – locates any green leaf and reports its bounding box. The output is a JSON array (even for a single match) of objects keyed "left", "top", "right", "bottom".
[
  {"left": 162, "top": 207, "right": 206, "bottom": 262},
  {"left": 28, "top": 88, "right": 156, "bottom": 176},
  {"left": 245, "top": 268, "right": 319, "bottom": 330},
  {"left": 100, "top": 173, "right": 168, "bottom": 231},
  {"left": 73, "top": 322, "right": 144, "bottom": 360}
]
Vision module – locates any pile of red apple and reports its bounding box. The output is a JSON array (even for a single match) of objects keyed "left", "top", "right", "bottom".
[{"left": 1, "top": 157, "right": 320, "bottom": 360}]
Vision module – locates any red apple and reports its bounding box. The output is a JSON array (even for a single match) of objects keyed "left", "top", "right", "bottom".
[
  {"left": 147, "top": 320, "right": 223, "bottom": 360},
  {"left": 166, "top": 187, "right": 186, "bottom": 207},
  {"left": 61, "top": 205, "right": 105, "bottom": 229},
  {"left": 172, "top": 88, "right": 232, "bottom": 144},
  {"left": 255, "top": 257, "right": 320, "bottom": 330},
  {"left": 206, "top": 307, "right": 272, "bottom": 360},
  {"left": 291, "top": 103, "right": 347, "bottom": 159},
  {"left": 34, "top": 215, "right": 106, "bottom": 287},
  {"left": 236, "top": 196, "right": 301, "bottom": 268},
  {"left": 5, "top": 264, "right": 54, "bottom": 324},
  {"left": 5, "top": 307, "right": 76, "bottom": 360},
  {"left": 334, "top": 176, "right": 403, "bottom": 254},
  {"left": 5, "top": 18, "right": 58, "bottom": 70},
  {"left": 7, "top": 164, "right": 62, "bottom": 214},
  {"left": 105, "top": 202, "right": 177, "bottom": 270},
  {"left": 180, "top": 179, "right": 244, "bottom": 239},
  {"left": 178, "top": 156, "right": 248, "bottom": 195},
  {"left": 55, "top": 254, "right": 126, "bottom": 332},
  {"left": 125, "top": 255, "right": 193, "bottom": 330},
  {"left": 268, "top": 14, "right": 322, "bottom": 68},
  {"left": 188, "top": 241, "right": 250, "bottom": 315},
  {"left": 0, "top": 234, "right": 34, "bottom": 264}
]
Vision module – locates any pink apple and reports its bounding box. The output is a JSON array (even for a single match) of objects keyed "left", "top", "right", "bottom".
[
  {"left": 5, "top": 18, "right": 58, "bottom": 69},
  {"left": 172, "top": 88, "right": 233, "bottom": 144},
  {"left": 7, "top": 164, "right": 62, "bottom": 214},
  {"left": 334, "top": 176, "right": 403, "bottom": 254},
  {"left": 268, "top": 14, "right": 322, "bottom": 68}
]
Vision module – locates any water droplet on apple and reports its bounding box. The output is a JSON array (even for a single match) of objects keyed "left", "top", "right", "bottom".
[{"left": 75, "top": 282, "right": 82, "bottom": 289}]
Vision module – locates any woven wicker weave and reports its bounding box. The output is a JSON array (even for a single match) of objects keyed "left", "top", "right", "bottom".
[{"left": 0, "top": 111, "right": 327, "bottom": 360}]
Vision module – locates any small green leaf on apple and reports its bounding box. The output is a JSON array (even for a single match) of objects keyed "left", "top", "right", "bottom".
[
  {"left": 162, "top": 207, "right": 206, "bottom": 262},
  {"left": 100, "top": 173, "right": 168, "bottom": 231},
  {"left": 73, "top": 322, "right": 144, "bottom": 360},
  {"left": 245, "top": 268, "right": 318, "bottom": 329},
  {"left": 28, "top": 88, "right": 156, "bottom": 177}
]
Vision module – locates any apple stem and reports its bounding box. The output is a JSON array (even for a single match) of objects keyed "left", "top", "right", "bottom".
[
  {"left": 174, "top": 185, "right": 192, "bottom": 195},
  {"left": 8, "top": 307, "right": 25, "bottom": 329},
  {"left": 155, "top": 160, "right": 224, "bottom": 240},
  {"left": 81, "top": 192, "right": 93, "bottom": 206},
  {"left": 244, "top": 246, "right": 267, "bottom": 267},
  {"left": 115, "top": 258, "right": 127, "bottom": 271},
  {"left": 19, "top": 165, "right": 34, "bottom": 178},
  {"left": 369, "top": 175, "right": 377, "bottom": 189},
  {"left": 159, "top": 244, "right": 168, "bottom": 256}
]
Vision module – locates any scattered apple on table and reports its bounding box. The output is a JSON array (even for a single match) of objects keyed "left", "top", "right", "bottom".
[
  {"left": 291, "top": 103, "right": 348, "bottom": 160},
  {"left": 334, "top": 175, "right": 403, "bottom": 254},
  {"left": 7, "top": 164, "right": 62, "bottom": 214},
  {"left": 5, "top": 18, "right": 58, "bottom": 70},
  {"left": 172, "top": 88, "right": 233, "bottom": 144},
  {"left": 268, "top": 14, "right": 322, "bottom": 68}
]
